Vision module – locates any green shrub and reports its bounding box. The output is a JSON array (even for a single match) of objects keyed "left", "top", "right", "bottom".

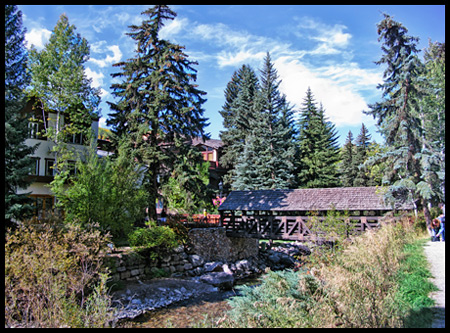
[
  {"left": 128, "top": 221, "right": 180, "bottom": 260},
  {"left": 5, "top": 222, "right": 114, "bottom": 328},
  {"left": 222, "top": 269, "right": 323, "bottom": 328},
  {"left": 52, "top": 138, "right": 148, "bottom": 244}
]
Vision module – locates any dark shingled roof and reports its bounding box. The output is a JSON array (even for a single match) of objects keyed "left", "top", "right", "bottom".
[{"left": 218, "top": 187, "right": 413, "bottom": 212}]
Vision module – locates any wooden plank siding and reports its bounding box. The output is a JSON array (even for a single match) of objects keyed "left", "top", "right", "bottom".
[{"left": 217, "top": 187, "right": 413, "bottom": 241}]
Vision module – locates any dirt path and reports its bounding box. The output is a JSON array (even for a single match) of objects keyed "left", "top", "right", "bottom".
[{"left": 423, "top": 240, "right": 445, "bottom": 328}]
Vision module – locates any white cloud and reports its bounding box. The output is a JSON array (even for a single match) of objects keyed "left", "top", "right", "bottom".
[
  {"left": 159, "top": 17, "right": 189, "bottom": 39},
  {"left": 85, "top": 67, "right": 108, "bottom": 97},
  {"left": 24, "top": 27, "right": 51, "bottom": 50},
  {"left": 274, "top": 57, "right": 373, "bottom": 127},
  {"left": 89, "top": 44, "right": 122, "bottom": 68},
  {"left": 217, "top": 50, "right": 266, "bottom": 68},
  {"left": 99, "top": 116, "right": 108, "bottom": 128},
  {"left": 294, "top": 17, "right": 352, "bottom": 56}
]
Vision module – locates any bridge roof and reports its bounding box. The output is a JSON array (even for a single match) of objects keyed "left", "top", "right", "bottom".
[{"left": 218, "top": 187, "right": 413, "bottom": 212}]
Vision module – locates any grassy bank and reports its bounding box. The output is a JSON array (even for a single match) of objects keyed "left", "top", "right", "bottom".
[{"left": 214, "top": 218, "right": 438, "bottom": 328}]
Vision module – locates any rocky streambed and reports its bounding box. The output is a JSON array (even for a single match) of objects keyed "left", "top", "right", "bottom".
[{"left": 111, "top": 241, "right": 312, "bottom": 326}]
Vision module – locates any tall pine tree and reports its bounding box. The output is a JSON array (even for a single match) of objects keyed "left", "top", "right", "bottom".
[
  {"left": 232, "top": 53, "right": 296, "bottom": 190},
  {"left": 339, "top": 131, "right": 356, "bottom": 187},
  {"left": 353, "top": 123, "right": 375, "bottom": 187},
  {"left": 219, "top": 64, "right": 259, "bottom": 186},
  {"left": 296, "top": 88, "right": 341, "bottom": 188},
  {"left": 5, "top": 5, "right": 37, "bottom": 227},
  {"left": 417, "top": 41, "right": 445, "bottom": 207},
  {"left": 107, "top": 5, "right": 208, "bottom": 220},
  {"left": 365, "top": 13, "right": 430, "bottom": 220}
]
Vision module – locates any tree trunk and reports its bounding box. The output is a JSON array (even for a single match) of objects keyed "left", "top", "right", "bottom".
[
  {"left": 422, "top": 199, "right": 432, "bottom": 236},
  {"left": 146, "top": 162, "right": 159, "bottom": 223}
]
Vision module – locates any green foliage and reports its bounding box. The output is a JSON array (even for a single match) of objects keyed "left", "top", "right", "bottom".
[
  {"left": 107, "top": 5, "right": 208, "bottom": 220},
  {"left": 296, "top": 88, "right": 341, "bottom": 188},
  {"left": 224, "top": 269, "right": 322, "bottom": 328},
  {"left": 161, "top": 147, "right": 212, "bottom": 214},
  {"left": 27, "top": 13, "right": 100, "bottom": 147},
  {"left": 128, "top": 221, "right": 180, "bottom": 260},
  {"left": 5, "top": 221, "right": 114, "bottom": 328},
  {"left": 364, "top": 13, "right": 445, "bottom": 221},
  {"left": 53, "top": 138, "right": 148, "bottom": 243},
  {"left": 219, "top": 217, "right": 437, "bottom": 328},
  {"left": 230, "top": 53, "right": 297, "bottom": 190},
  {"left": 394, "top": 239, "right": 438, "bottom": 327},
  {"left": 219, "top": 64, "right": 259, "bottom": 186},
  {"left": 5, "top": 5, "right": 37, "bottom": 227},
  {"left": 339, "top": 131, "right": 356, "bottom": 187}
]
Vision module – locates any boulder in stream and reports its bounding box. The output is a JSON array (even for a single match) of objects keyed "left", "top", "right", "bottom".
[{"left": 199, "top": 272, "right": 235, "bottom": 290}]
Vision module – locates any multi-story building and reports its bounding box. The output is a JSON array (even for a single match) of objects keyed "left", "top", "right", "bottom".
[
  {"left": 191, "top": 137, "right": 227, "bottom": 195},
  {"left": 17, "top": 98, "right": 99, "bottom": 220}
]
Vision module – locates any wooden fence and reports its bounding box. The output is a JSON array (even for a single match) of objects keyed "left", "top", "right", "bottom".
[{"left": 220, "top": 213, "right": 383, "bottom": 241}]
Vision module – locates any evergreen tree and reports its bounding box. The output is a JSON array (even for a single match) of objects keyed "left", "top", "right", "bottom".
[
  {"left": 107, "top": 5, "right": 208, "bottom": 220},
  {"left": 364, "top": 13, "right": 428, "bottom": 219},
  {"left": 5, "top": 5, "right": 37, "bottom": 227},
  {"left": 417, "top": 41, "right": 445, "bottom": 207},
  {"left": 297, "top": 88, "right": 341, "bottom": 188},
  {"left": 232, "top": 53, "right": 296, "bottom": 190},
  {"left": 339, "top": 131, "right": 356, "bottom": 187},
  {"left": 219, "top": 64, "right": 259, "bottom": 186},
  {"left": 353, "top": 123, "right": 375, "bottom": 187}
]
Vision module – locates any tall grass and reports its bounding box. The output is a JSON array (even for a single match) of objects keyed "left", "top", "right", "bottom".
[{"left": 217, "top": 216, "right": 437, "bottom": 328}]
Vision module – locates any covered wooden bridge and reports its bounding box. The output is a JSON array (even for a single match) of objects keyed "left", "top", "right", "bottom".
[{"left": 218, "top": 187, "right": 413, "bottom": 241}]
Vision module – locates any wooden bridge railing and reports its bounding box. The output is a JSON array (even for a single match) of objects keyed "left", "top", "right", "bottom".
[{"left": 220, "top": 213, "right": 383, "bottom": 241}]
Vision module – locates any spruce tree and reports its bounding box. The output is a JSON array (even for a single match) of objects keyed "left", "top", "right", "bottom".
[
  {"left": 107, "top": 5, "right": 208, "bottom": 220},
  {"left": 365, "top": 13, "right": 429, "bottom": 219},
  {"left": 297, "top": 88, "right": 341, "bottom": 188},
  {"left": 5, "top": 5, "right": 37, "bottom": 227},
  {"left": 339, "top": 131, "right": 356, "bottom": 187},
  {"left": 232, "top": 53, "right": 296, "bottom": 190},
  {"left": 417, "top": 41, "right": 445, "bottom": 206},
  {"left": 353, "top": 123, "right": 375, "bottom": 187},
  {"left": 219, "top": 64, "right": 259, "bottom": 186}
]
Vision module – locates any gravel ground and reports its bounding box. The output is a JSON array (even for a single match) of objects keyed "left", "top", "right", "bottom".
[{"left": 423, "top": 240, "right": 445, "bottom": 328}]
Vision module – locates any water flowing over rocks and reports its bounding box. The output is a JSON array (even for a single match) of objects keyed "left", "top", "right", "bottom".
[{"left": 110, "top": 239, "right": 313, "bottom": 323}]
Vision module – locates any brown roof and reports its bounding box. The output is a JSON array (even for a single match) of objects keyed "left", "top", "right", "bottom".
[
  {"left": 218, "top": 187, "right": 413, "bottom": 212},
  {"left": 192, "top": 137, "right": 223, "bottom": 149}
]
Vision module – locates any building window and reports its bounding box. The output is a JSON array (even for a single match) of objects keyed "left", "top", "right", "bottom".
[
  {"left": 30, "top": 157, "right": 40, "bottom": 175},
  {"left": 27, "top": 109, "right": 47, "bottom": 140},
  {"left": 67, "top": 132, "right": 84, "bottom": 145},
  {"left": 45, "top": 159, "right": 55, "bottom": 176},
  {"left": 29, "top": 194, "right": 54, "bottom": 221}
]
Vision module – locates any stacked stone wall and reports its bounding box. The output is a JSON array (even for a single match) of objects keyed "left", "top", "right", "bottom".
[{"left": 105, "top": 227, "right": 259, "bottom": 283}]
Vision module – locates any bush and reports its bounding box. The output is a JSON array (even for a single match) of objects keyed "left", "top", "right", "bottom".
[
  {"left": 128, "top": 221, "right": 180, "bottom": 260},
  {"left": 221, "top": 269, "right": 323, "bottom": 328},
  {"left": 5, "top": 222, "right": 114, "bottom": 328},
  {"left": 52, "top": 138, "right": 148, "bottom": 244}
]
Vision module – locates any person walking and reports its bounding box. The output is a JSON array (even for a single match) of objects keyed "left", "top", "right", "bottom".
[{"left": 436, "top": 213, "right": 445, "bottom": 242}]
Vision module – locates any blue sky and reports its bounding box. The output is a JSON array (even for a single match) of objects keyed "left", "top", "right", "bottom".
[{"left": 18, "top": 5, "right": 445, "bottom": 146}]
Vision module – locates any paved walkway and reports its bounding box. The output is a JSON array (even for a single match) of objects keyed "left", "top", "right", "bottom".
[{"left": 423, "top": 240, "right": 445, "bottom": 328}]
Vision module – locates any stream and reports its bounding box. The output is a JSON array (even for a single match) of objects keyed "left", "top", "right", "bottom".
[
  {"left": 123, "top": 277, "right": 262, "bottom": 328},
  {"left": 115, "top": 241, "right": 313, "bottom": 328}
]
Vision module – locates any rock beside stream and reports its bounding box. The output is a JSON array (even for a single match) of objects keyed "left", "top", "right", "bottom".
[{"left": 111, "top": 241, "right": 312, "bottom": 323}]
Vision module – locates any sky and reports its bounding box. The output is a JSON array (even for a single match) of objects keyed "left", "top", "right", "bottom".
[{"left": 18, "top": 5, "right": 445, "bottom": 146}]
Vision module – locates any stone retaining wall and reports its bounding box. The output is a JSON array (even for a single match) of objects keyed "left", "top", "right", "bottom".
[{"left": 105, "top": 227, "right": 259, "bottom": 283}]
